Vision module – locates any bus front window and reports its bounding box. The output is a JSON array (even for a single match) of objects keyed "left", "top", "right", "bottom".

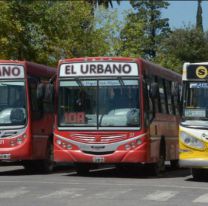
[
  {"left": 58, "top": 80, "right": 97, "bottom": 127},
  {"left": 58, "top": 79, "right": 140, "bottom": 128},
  {"left": 99, "top": 80, "right": 140, "bottom": 127},
  {"left": 0, "top": 81, "right": 26, "bottom": 126},
  {"left": 183, "top": 82, "right": 208, "bottom": 127}
]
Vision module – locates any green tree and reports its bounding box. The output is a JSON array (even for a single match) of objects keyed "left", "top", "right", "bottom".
[
  {"left": 156, "top": 26, "right": 208, "bottom": 72},
  {"left": 196, "top": 0, "right": 203, "bottom": 31},
  {"left": 87, "top": 0, "right": 120, "bottom": 8},
  {"left": 127, "top": 0, "right": 170, "bottom": 59},
  {"left": 118, "top": 14, "right": 145, "bottom": 57},
  {"left": 95, "top": 6, "right": 122, "bottom": 56},
  {"left": 0, "top": 0, "right": 118, "bottom": 66}
]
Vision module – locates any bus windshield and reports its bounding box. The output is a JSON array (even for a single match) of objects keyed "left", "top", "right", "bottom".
[
  {"left": 58, "top": 79, "right": 140, "bottom": 129},
  {"left": 0, "top": 81, "right": 26, "bottom": 126},
  {"left": 183, "top": 81, "right": 208, "bottom": 126}
]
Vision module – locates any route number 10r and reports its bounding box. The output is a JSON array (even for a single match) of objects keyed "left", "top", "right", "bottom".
[{"left": 64, "top": 112, "right": 85, "bottom": 124}]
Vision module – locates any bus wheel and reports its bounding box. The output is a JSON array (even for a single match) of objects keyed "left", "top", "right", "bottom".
[
  {"left": 22, "top": 160, "right": 37, "bottom": 173},
  {"left": 147, "top": 147, "right": 165, "bottom": 176},
  {"left": 41, "top": 141, "right": 54, "bottom": 173},
  {"left": 75, "top": 163, "right": 90, "bottom": 175},
  {"left": 170, "top": 160, "right": 179, "bottom": 169},
  {"left": 192, "top": 168, "right": 207, "bottom": 180}
]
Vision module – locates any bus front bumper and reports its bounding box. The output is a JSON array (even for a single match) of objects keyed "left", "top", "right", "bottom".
[{"left": 179, "top": 159, "right": 208, "bottom": 168}]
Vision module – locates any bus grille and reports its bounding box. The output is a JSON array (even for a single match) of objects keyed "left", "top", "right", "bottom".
[{"left": 70, "top": 134, "right": 127, "bottom": 144}]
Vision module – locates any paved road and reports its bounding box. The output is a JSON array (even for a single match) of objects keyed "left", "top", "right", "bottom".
[{"left": 0, "top": 164, "right": 207, "bottom": 206}]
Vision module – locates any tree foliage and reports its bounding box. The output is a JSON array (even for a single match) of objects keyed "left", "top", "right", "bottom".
[
  {"left": 0, "top": 0, "right": 120, "bottom": 66},
  {"left": 118, "top": 14, "right": 145, "bottom": 57},
  {"left": 86, "top": 0, "right": 120, "bottom": 8},
  {"left": 196, "top": 0, "right": 203, "bottom": 32},
  {"left": 126, "top": 0, "right": 170, "bottom": 59},
  {"left": 156, "top": 26, "right": 208, "bottom": 72}
]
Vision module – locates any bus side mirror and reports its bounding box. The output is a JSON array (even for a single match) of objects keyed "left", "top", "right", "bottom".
[
  {"left": 37, "top": 83, "right": 45, "bottom": 100},
  {"left": 150, "top": 82, "right": 158, "bottom": 98}
]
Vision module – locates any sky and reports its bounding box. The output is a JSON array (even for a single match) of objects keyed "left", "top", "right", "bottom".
[{"left": 114, "top": 0, "right": 208, "bottom": 30}]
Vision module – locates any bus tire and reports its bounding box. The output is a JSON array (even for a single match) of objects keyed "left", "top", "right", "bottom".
[
  {"left": 170, "top": 160, "right": 179, "bottom": 169},
  {"left": 192, "top": 168, "right": 207, "bottom": 180},
  {"left": 75, "top": 163, "right": 90, "bottom": 175},
  {"left": 22, "top": 160, "right": 37, "bottom": 173},
  {"left": 147, "top": 140, "right": 166, "bottom": 176},
  {"left": 40, "top": 141, "right": 54, "bottom": 173}
]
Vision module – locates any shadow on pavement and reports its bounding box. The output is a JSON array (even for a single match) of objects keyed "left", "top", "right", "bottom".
[
  {"left": 0, "top": 163, "right": 74, "bottom": 176},
  {"left": 65, "top": 164, "right": 191, "bottom": 179}
]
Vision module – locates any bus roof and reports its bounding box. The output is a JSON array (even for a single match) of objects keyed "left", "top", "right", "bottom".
[{"left": 141, "top": 59, "right": 181, "bottom": 83}]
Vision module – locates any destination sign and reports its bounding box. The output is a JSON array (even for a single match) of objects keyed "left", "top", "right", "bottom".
[
  {"left": 186, "top": 64, "right": 208, "bottom": 80},
  {"left": 0, "top": 65, "right": 24, "bottom": 79},
  {"left": 59, "top": 62, "right": 138, "bottom": 77}
]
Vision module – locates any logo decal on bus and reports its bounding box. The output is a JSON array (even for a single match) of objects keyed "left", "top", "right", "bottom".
[{"left": 196, "top": 66, "right": 207, "bottom": 79}]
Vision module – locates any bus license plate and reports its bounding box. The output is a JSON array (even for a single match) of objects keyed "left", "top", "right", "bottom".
[
  {"left": 0, "top": 154, "right": 11, "bottom": 160},
  {"left": 93, "top": 156, "right": 105, "bottom": 163}
]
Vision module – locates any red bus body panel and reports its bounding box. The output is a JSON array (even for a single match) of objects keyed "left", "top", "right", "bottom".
[
  {"left": 54, "top": 57, "right": 180, "bottom": 164},
  {"left": 0, "top": 60, "right": 55, "bottom": 161}
]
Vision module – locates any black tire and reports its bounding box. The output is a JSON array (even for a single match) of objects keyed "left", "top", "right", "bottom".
[
  {"left": 22, "top": 160, "right": 37, "bottom": 173},
  {"left": 192, "top": 168, "right": 207, "bottom": 180},
  {"left": 147, "top": 141, "right": 166, "bottom": 176},
  {"left": 75, "top": 163, "right": 90, "bottom": 175},
  {"left": 170, "top": 160, "right": 179, "bottom": 169},
  {"left": 40, "top": 141, "right": 54, "bottom": 173},
  {"left": 23, "top": 141, "right": 54, "bottom": 174}
]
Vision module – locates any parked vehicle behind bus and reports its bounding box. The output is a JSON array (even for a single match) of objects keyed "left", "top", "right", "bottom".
[
  {"left": 179, "top": 62, "right": 208, "bottom": 179},
  {"left": 54, "top": 57, "right": 181, "bottom": 175},
  {"left": 0, "top": 60, "right": 55, "bottom": 173}
]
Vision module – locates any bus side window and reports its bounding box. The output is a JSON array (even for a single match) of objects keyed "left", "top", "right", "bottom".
[
  {"left": 43, "top": 83, "right": 54, "bottom": 113},
  {"left": 28, "top": 77, "right": 43, "bottom": 120},
  {"left": 143, "top": 81, "right": 153, "bottom": 126},
  {"left": 172, "top": 82, "right": 180, "bottom": 115},
  {"left": 154, "top": 76, "right": 161, "bottom": 113},
  {"left": 165, "top": 80, "right": 174, "bottom": 115},
  {"left": 158, "top": 78, "right": 166, "bottom": 114}
]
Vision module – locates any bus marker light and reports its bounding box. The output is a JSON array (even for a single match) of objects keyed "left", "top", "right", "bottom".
[
  {"left": 56, "top": 140, "right": 61, "bottom": 145},
  {"left": 131, "top": 142, "right": 136, "bottom": 148},
  {"left": 137, "top": 139, "right": 142, "bottom": 145},
  {"left": 10, "top": 140, "right": 17, "bottom": 146},
  {"left": 62, "top": 142, "right": 66, "bottom": 148},
  {"left": 125, "top": 144, "right": 131, "bottom": 150},
  {"left": 67, "top": 144, "right": 72, "bottom": 150},
  {"left": 17, "top": 138, "right": 23, "bottom": 144}
]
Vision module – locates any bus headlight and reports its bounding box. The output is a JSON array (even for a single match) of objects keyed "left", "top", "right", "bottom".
[{"left": 180, "top": 131, "right": 205, "bottom": 150}]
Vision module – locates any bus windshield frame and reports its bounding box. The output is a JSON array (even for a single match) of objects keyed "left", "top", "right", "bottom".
[
  {"left": 0, "top": 80, "right": 27, "bottom": 128},
  {"left": 182, "top": 81, "right": 208, "bottom": 127},
  {"left": 58, "top": 77, "right": 140, "bottom": 130}
]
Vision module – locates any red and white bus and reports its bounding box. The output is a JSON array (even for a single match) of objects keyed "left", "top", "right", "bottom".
[
  {"left": 0, "top": 60, "right": 55, "bottom": 173},
  {"left": 54, "top": 57, "right": 181, "bottom": 175}
]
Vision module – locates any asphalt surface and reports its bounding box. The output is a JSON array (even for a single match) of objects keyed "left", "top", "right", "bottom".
[{"left": 0, "top": 164, "right": 207, "bottom": 206}]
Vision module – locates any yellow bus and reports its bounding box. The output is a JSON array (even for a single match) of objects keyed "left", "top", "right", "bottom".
[{"left": 179, "top": 62, "right": 208, "bottom": 179}]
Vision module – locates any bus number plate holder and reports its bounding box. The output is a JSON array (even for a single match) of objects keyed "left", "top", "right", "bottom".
[
  {"left": 0, "top": 154, "right": 11, "bottom": 160},
  {"left": 93, "top": 156, "right": 105, "bottom": 163}
]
